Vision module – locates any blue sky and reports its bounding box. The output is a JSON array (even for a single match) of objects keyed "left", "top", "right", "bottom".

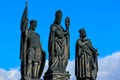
[{"left": 0, "top": 0, "right": 120, "bottom": 71}]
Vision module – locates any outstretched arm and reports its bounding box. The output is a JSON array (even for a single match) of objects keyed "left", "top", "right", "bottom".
[{"left": 86, "top": 40, "right": 98, "bottom": 56}]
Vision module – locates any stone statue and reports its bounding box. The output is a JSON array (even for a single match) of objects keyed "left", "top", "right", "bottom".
[
  {"left": 20, "top": 3, "right": 46, "bottom": 80},
  {"left": 44, "top": 10, "right": 70, "bottom": 80},
  {"left": 75, "top": 28, "right": 98, "bottom": 80}
]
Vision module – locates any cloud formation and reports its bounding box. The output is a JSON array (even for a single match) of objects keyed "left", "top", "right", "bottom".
[
  {"left": 97, "top": 51, "right": 120, "bottom": 80},
  {"left": 0, "top": 67, "right": 20, "bottom": 80},
  {"left": 0, "top": 51, "right": 120, "bottom": 80}
]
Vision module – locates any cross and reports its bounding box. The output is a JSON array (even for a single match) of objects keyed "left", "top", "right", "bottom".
[{"left": 26, "top": 0, "right": 28, "bottom": 7}]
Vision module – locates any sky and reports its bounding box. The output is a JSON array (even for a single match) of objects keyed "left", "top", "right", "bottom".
[{"left": 0, "top": 0, "right": 120, "bottom": 80}]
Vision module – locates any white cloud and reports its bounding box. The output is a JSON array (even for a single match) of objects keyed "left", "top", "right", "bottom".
[
  {"left": 97, "top": 51, "right": 120, "bottom": 80},
  {"left": 0, "top": 51, "right": 120, "bottom": 80},
  {"left": 0, "top": 68, "right": 20, "bottom": 80},
  {"left": 66, "top": 60, "right": 76, "bottom": 80}
]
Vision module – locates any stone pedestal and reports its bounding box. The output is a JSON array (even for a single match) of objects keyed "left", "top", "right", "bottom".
[
  {"left": 44, "top": 71, "right": 70, "bottom": 80},
  {"left": 21, "top": 77, "right": 41, "bottom": 80}
]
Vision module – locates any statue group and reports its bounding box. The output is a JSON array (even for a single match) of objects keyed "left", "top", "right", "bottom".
[{"left": 20, "top": 3, "right": 98, "bottom": 80}]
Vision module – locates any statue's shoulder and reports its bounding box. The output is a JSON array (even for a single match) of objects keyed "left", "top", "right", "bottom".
[
  {"left": 77, "top": 38, "right": 91, "bottom": 44},
  {"left": 50, "top": 24, "right": 57, "bottom": 31},
  {"left": 28, "top": 30, "right": 32, "bottom": 35},
  {"left": 28, "top": 30, "right": 36, "bottom": 36},
  {"left": 35, "top": 32, "right": 40, "bottom": 37},
  {"left": 76, "top": 39, "right": 82, "bottom": 44},
  {"left": 86, "top": 39, "right": 91, "bottom": 43},
  {"left": 51, "top": 24, "right": 57, "bottom": 27}
]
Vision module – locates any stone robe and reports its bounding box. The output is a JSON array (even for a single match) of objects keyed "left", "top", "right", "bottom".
[{"left": 75, "top": 38, "right": 98, "bottom": 79}]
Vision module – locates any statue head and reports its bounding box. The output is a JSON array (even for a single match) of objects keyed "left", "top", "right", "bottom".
[
  {"left": 54, "top": 10, "right": 62, "bottom": 24},
  {"left": 29, "top": 20, "right": 37, "bottom": 31},
  {"left": 79, "top": 28, "right": 87, "bottom": 38}
]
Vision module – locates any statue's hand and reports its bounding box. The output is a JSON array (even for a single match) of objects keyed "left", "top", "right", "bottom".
[
  {"left": 65, "top": 17, "right": 70, "bottom": 30},
  {"left": 21, "top": 18, "right": 28, "bottom": 32},
  {"left": 78, "top": 50, "right": 83, "bottom": 58}
]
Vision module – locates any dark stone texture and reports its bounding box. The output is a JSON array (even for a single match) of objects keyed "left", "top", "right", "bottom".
[
  {"left": 20, "top": 3, "right": 46, "bottom": 80},
  {"left": 44, "top": 10, "right": 70, "bottom": 80},
  {"left": 44, "top": 71, "right": 70, "bottom": 80},
  {"left": 75, "top": 28, "right": 98, "bottom": 80}
]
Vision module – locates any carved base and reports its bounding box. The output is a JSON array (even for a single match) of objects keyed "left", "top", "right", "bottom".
[
  {"left": 76, "top": 77, "right": 93, "bottom": 80},
  {"left": 44, "top": 71, "right": 70, "bottom": 80},
  {"left": 21, "top": 77, "right": 41, "bottom": 80}
]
